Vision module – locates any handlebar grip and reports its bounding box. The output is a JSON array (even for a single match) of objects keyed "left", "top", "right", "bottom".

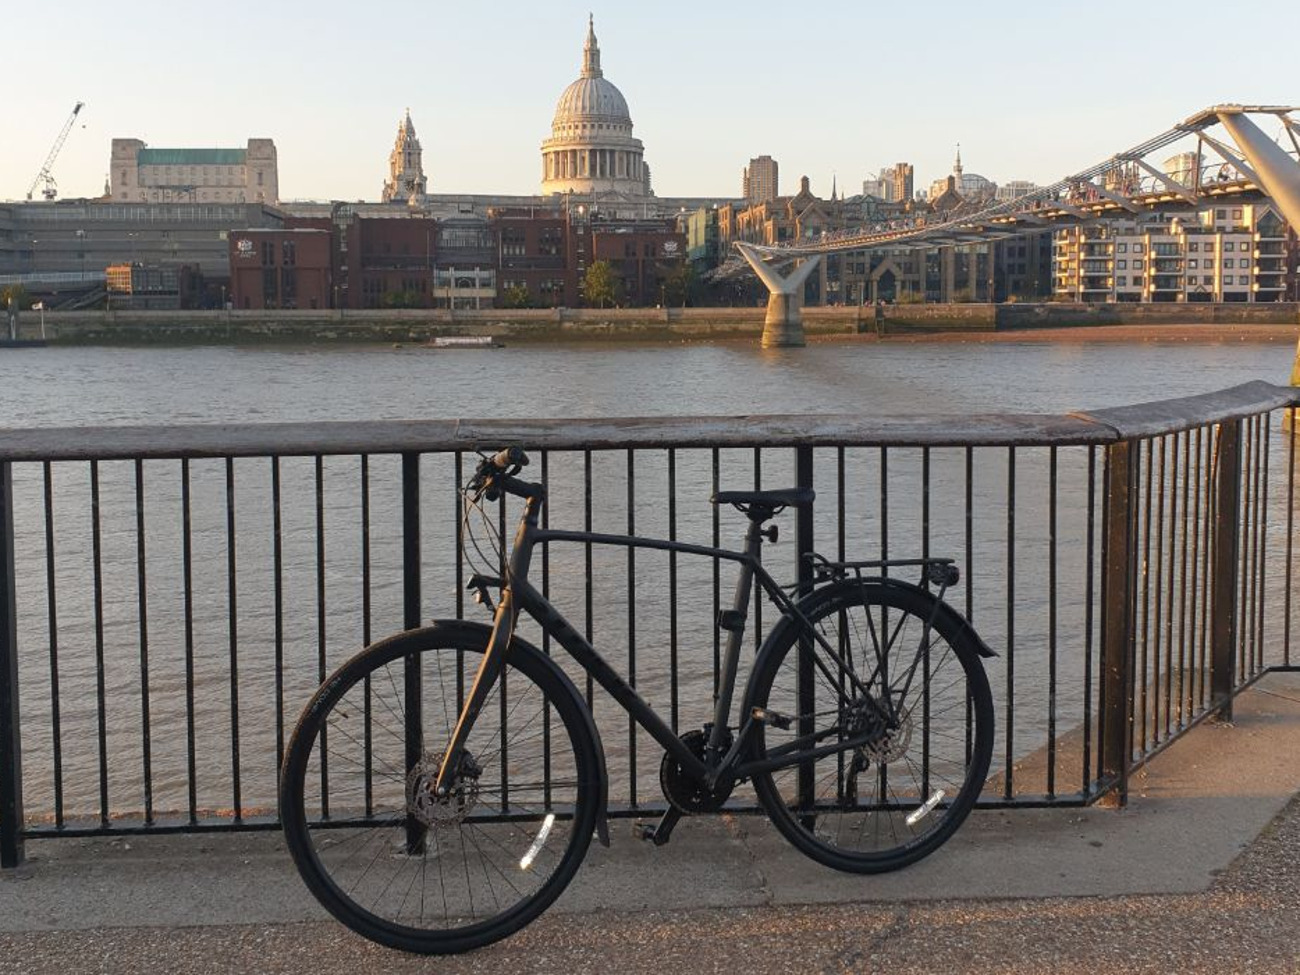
[{"left": 491, "top": 447, "right": 529, "bottom": 469}]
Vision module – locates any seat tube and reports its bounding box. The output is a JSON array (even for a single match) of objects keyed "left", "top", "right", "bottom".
[{"left": 708, "top": 520, "right": 763, "bottom": 755}]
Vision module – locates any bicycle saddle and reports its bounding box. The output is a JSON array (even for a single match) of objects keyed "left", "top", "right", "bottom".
[{"left": 712, "top": 487, "right": 815, "bottom": 514}]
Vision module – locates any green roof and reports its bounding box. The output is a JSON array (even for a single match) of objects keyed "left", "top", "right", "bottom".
[{"left": 138, "top": 148, "right": 246, "bottom": 166}]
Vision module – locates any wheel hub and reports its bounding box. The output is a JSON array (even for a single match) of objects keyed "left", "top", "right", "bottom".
[
  {"left": 406, "top": 750, "right": 482, "bottom": 829},
  {"left": 846, "top": 697, "right": 913, "bottom": 766}
]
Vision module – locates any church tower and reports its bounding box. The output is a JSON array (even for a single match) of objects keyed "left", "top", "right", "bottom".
[{"left": 382, "top": 109, "right": 428, "bottom": 204}]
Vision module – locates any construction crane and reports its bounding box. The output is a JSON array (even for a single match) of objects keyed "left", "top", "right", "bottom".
[{"left": 26, "top": 101, "right": 85, "bottom": 202}]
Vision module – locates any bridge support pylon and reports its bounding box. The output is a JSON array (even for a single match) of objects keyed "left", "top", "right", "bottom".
[
  {"left": 735, "top": 243, "right": 822, "bottom": 348},
  {"left": 1215, "top": 108, "right": 1300, "bottom": 405}
]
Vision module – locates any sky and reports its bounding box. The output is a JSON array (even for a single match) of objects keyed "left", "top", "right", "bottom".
[{"left": 2, "top": 0, "right": 1298, "bottom": 204}]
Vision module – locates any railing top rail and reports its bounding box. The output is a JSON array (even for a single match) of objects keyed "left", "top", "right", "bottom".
[{"left": 0, "top": 382, "right": 1294, "bottom": 462}]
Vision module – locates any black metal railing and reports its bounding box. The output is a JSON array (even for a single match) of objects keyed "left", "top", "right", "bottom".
[{"left": 1, "top": 381, "right": 1297, "bottom": 867}]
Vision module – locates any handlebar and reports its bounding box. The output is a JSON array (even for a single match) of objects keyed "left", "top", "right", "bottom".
[{"left": 467, "top": 447, "right": 541, "bottom": 502}]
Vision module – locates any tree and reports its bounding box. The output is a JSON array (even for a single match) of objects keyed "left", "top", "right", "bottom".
[
  {"left": 502, "top": 284, "right": 532, "bottom": 309},
  {"left": 582, "top": 260, "right": 618, "bottom": 309},
  {"left": 662, "top": 263, "right": 694, "bottom": 307},
  {"left": 1, "top": 285, "right": 30, "bottom": 310}
]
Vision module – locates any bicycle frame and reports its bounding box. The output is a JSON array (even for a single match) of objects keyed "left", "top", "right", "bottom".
[{"left": 433, "top": 484, "right": 880, "bottom": 799}]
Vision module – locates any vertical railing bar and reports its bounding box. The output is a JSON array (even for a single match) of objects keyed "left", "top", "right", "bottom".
[
  {"left": 879, "top": 447, "right": 889, "bottom": 565},
  {"left": 0, "top": 460, "right": 25, "bottom": 867},
  {"left": 836, "top": 447, "right": 846, "bottom": 564},
  {"left": 1254, "top": 414, "right": 1267, "bottom": 675},
  {"left": 1139, "top": 439, "right": 1153, "bottom": 753},
  {"left": 181, "top": 460, "right": 197, "bottom": 824},
  {"left": 922, "top": 447, "right": 931, "bottom": 568},
  {"left": 794, "top": 446, "right": 815, "bottom": 817},
  {"left": 1199, "top": 427, "right": 1214, "bottom": 711},
  {"left": 1163, "top": 433, "right": 1179, "bottom": 741},
  {"left": 626, "top": 448, "right": 637, "bottom": 807},
  {"left": 497, "top": 486, "right": 509, "bottom": 813},
  {"left": 753, "top": 447, "right": 763, "bottom": 649},
  {"left": 134, "top": 459, "right": 153, "bottom": 825},
  {"left": 1047, "top": 446, "right": 1058, "bottom": 799},
  {"left": 454, "top": 453, "right": 465, "bottom": 710},
  {"left": 668, "top": 449, "right": 679, "bottom": 734},
  {"left": 1096, "top": 447, "right": 1110, "bottom": 788},
  {"left": 1189, "top": 427, "right": 1204, "bottom": 712},
  {"left": 1177, "top": 431, "right": 1192, "bottom": 727},
  {"left": 584, "top": 449, "right": 595, "bottom": 708},
  {"left": 1211, "top": 421, "right": 1241, "bottom": 720},
  {"left": 42, "top": 462, "right": 63, "bottom": 829},
  {"left": 91, "top": 461, "right": 109, "bottom": 827},
  {"left": 540, "top": 451, "right": 552, "bottom": 807},
  {"left": 711, "top": 447, "right": 721, "bottom": 700},
  {"left": 1159, "top": 439, "right": 1170, "bottom": 743},
  {"left": 1286, "top": 409, "right": 1296, "bottom": 668},
  {"left": 226, "top": 457, "right": 241, "bottom": 822},
  {"left": 359, "top": 455, "right": 372, "bottom": 817},
  {"left": 314, "top": 456, "right": 328, "bottom": 818},
  {"left": 1003, "top": 447, "right": 1015, "bottom": 800},
  {"left": 964, "top": 447, "right": 973, "bottom": 623},
  {"left": 1237, "top": 419, "right": 1253, "bottom": 680},
  {"left": 1100, "top": 440, "right": 1135, "bottom": 805},
  {"left": 272, "top": 458, "right": 285, "bottom": 776},
  {"left": 401, "top": 452, "right": 422, "bottom": 852}
]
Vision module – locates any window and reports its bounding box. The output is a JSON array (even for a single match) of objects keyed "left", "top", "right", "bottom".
[
  {"left": 1117, "top": 259, "right": 1127, "bottom": 270},
  {"left": 1204, "top": 276, "right": 1214, "bottom": 286},
  {"left": 1189, "top": 242, "right": 1199, "bottom": 252},
  {"left": 1232, "top": 209, "right": 1242, "bottom": 220},
  {"left": 1133, "top": 243, "right": 1145, "bottom": 254},
  {"left": 1133, "top": 259, "right": 1144, "bottom": 270},
  {"left": 1223, "top": 242, "right": 1234, "bottom": 252},
  {"left": 1224, "top": 259, "right": 1233, "bottom": 269},
  {"left": 1188, "top": 259, "right": 1198, "bottom": 269},
  {"left": 1134, "top": 276, "right": 1144, "bottom": 287},
  {"left": 1216, "top": 209, "right": 1226, "bottom": 219},
  {"left": 1117, "top": 276, "right": 1127, "bottom": 287},
  {"left": 1239, "top": 275, "right": 1250, "bottom": 285},
  {"left": 1117, "top": 243, "right": 1128, "bottom": 253}
]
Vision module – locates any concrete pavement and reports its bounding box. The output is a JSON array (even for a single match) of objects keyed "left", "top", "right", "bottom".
[{"left": 2, "top": 671, "right": 1299, "bottom": 973}]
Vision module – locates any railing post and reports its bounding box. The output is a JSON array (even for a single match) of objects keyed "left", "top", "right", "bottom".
[
  {"left": 1211, "top": 420, "right": 1242, "bottom": 720},
  {"left": 1100, "top": 440, "right": 1136, "bottom": 806},
  {"left": 794, "top": 446, "right": 815, "bottom": 818},
  {"left": 0, "top": 461, "right": 25, "bottom": 868},
  {"left": 402, "top": 452, "right": 424, "bottom": 854}
]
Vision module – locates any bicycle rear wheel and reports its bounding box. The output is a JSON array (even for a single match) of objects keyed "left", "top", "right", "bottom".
[
  {"left": 746, "top": 580, "right": 994, "bottom": 873},
  {"left": 280, "top": 623, "right": 600, "bottom": 954}
]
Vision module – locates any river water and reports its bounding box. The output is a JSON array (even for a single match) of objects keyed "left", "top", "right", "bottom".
[{"left": 1, "top": 335, "right": 1295, "bottom": 821}]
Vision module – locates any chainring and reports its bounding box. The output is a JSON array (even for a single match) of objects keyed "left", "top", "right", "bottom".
[{"left": 660, "top": 729, "right": 734, "bottom": 813}]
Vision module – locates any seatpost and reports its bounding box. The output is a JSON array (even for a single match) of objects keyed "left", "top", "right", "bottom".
[{"left": 706, "top": 516, "right": 765, "bottom": 759}]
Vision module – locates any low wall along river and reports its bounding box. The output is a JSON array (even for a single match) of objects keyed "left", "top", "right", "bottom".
[{"left": 7, "top": 302, "right": 1299, "bottom": 344}]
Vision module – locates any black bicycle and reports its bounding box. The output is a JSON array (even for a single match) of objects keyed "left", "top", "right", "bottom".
[{"left": 280, "top": 448, "right": 996, "bottom": 954}]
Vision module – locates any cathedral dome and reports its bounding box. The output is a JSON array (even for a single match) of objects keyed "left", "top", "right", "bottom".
[
  {"left": 552, "top": 76, "right": 630, "bottom": 126},
  {"left": 540, "top": 16, "right": 650, "bottom": 198}
]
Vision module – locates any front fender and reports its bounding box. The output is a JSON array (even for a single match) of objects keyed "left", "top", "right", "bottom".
[{"left": 430, "top": 619, "right": 611, "bottom": 847}]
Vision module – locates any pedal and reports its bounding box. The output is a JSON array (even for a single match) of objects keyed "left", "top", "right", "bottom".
[
  {"left": 638, "top": 806, "right": 682, "bottom": 846},
  {"left": 751, "top": 706, "right": 793, "bottom": 731}
]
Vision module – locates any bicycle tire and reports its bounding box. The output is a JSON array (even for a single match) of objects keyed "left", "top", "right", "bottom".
[
  {"left": 745, "top": 579, "right": 994, "bottom": 873},
  {"left": 280, "top": 622, "right": 600, "bottom": 954}
]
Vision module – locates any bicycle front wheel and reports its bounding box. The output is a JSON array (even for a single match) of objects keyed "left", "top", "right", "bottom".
[
  {"left": 746, "top": 580, "right": 994, "bottom": 873},
  {"left": 280, "top": 623, "right": 600, "bottom": 954}
]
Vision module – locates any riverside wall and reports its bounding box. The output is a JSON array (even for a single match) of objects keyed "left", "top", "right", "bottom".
[{"left": 6, "top": 302, "right": 1298, "bottom": 344}]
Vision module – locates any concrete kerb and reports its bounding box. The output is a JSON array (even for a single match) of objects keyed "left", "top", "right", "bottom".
[{"left": 1, "top": 671, "right": 1298, "bottom": 935}]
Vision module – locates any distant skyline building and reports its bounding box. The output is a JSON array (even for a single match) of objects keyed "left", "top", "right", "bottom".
[
  {"left": 1163, "top": 152, "right": 1200, "bottom": 188},
  {"left": 540, "top": 15, "right": 650, "bottom": 198},
  {"left": 996, "top": 179, "right": 1040, "bottom": 202},
  {"left": 382, "top": 110, "right": 428, "bottom": 205},
  {"left": 928, "top": 145, "right": 995, "bottom": 202},
  {"left": 108, "top": 138, "right": 278, "bottom": 204},
  {"left": 743, "top": 155, "right": 779, "bottom": 203},
  {"left": 891, "top": 163, "right": 914, "bottom": 204}
]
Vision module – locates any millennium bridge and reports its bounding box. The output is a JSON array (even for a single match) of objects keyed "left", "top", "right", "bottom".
[{"left": 718, "top": 105, "right": 1300, "bottom": 346}]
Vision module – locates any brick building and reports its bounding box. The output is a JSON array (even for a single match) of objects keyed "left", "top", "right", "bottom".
[{"left": 228, "top": 228, "right": 332, "bottom": 310}]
